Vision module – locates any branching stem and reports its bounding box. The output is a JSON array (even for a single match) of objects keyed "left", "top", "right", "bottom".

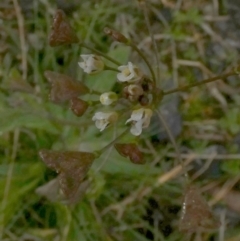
[
  {"left": 81, "top": 42, "right": 121, "bottom": 66},
  {"left": 97, "top": 129, "right": 129, "bottom": 156},
  {"left": 129, "top": 43, "right": 156, "bottom": 84},
  {"left": 163, "top": 72, "right": 236, "bottom": 95}
]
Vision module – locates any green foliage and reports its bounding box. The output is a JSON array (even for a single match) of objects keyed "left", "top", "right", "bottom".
[
  {"left": 219, "top": 108, "right": 240, "bottom": 135},
  {"left": 1, "top": 0, "right": 240, "bottom": 240}
]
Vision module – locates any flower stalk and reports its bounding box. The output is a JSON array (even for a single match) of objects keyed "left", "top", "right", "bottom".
[{"left": 163, "top": 71, "right": 237, "bottom": 96}]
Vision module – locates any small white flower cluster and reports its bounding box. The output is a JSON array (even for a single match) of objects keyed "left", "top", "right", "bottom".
[{"left": 78, "top": 55, "right": 153, "bottom": 136}]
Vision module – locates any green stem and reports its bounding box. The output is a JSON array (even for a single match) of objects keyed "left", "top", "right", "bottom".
[
  {"left": 104, "top": 65, "right": 119, "bottom": 72},
  {"left": 141, "top": 1, "right": 160, "bottom": 81},
  {"left": 81, "top": 42, "right": 121, "bottom": 66},
  {"left": 97, "top": 128, "right": 129, "bottom": 155},
  {"left": 129, "top": 43, "right": 156, "bottom": 84},
  {"left": 163, "top": 72, "right": 236, "bottom": 95},
  {"left": 91, "top": 89, "right": 102, "bottom": 95}
]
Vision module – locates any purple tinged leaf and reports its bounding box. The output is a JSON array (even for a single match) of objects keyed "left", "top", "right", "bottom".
[
  {"left": 179, "top": 186, "right": 220, "bottom": 233},
  {"left": 49, "top": 9, "right": 78, "bottom": 47},
  {"left": 44, "top": 71, "right": 89, "bottom": 104},
  {"left": 39, "top": 150, "right": 95, "bottom": 202},
  {"left": 114, "top": 143, "right": 145, "bottom": 164}
]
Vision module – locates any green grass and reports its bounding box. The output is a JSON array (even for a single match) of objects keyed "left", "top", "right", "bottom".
[{"left": 1, "top": 0, "right": 240, "bottom": 240}]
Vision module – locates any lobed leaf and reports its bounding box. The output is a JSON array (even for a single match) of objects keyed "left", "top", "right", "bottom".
[
  {"left": 39, "top": 150, "right": 95, "bottom": 202},
  {"left": 179, "top": 186, "right": 220, "bottom": 233},
  {"left": 44, "top": 71, "right": 89, "bottom": 104},
  {"left": 49, "top": 9, "right": 78, "bottom": 47}
]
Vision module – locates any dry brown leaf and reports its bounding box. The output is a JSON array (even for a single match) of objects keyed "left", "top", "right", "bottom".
[
  {"left": 49, "top": 9, "right": 78, "bottom": 47},
  {"left": 44, "top": 71, "right": 89, "bottom": 104},
  {"left": 69, "top": 97, "right": 88, "bottom": 117},
  {"left": 39, "top": 150, "right": 95, "bottom": 202},
  {"left": 179, "top": 186, "right": 220, "bottom": 233},
  {"left": 114, "top": 143, "right": 145, "bottom": 164}
]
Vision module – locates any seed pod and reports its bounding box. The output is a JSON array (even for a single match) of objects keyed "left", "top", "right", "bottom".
[
  {"left": 179, "top": 186, "right": 220, "bottom": 233},
  {"left": 70, "top": 97, "right": 88, "bottom": 117},
  {"left": 49, "top": 9, "right": 78, "bottom": 47},
  {"left": 39, "top": 150, "right": 95, "bottom": 202},
  {"left": 104, "top": 27, "right": 129, "bottom": 44},
  {"left": 114, "top": 143, "right": 145, "bottom": 164},
  {"left": 44, "top": 71, "right": 89, "bottom": 104}
]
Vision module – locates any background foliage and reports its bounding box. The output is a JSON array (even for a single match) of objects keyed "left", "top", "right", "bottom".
[{"left": 1, "top": 0, "right": 240, "bottom": 240}]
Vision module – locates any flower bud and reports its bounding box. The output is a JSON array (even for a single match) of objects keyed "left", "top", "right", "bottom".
[
  {"left": 70, "top": 97, "right": 88, "bottom": 117},
  {"left": 139, "top": 95, "right": 149, "bottom": 106},
  {"left": 123, "top": 84, "right": 144, "bottom": 102},
  {"left": 104, "top": 27, "right": 129, "bottom": 44},
  {"left": 100, "top": 91, "right": 118, "bottom": 105},
  {"left": 78, "top": 55, "right": 104, "bottom": 74},
  {"left": 114, "top": 143, "right": 145, "bottom": 164},
  {"left": 49, "top": 9, "right": 78, "bottom": 47}
]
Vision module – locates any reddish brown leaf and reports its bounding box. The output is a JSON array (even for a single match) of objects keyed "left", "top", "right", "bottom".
[
  {"left": 104, "top": 27, "right": 128, "bottom": 44},
  {"left": 39, "top": 150, "right": 95, "bottom": 202},
  {"left": 70, "top": 97, "right": 88, "bottom": 117},
  {"left": 44, "top": 71, "right": 89, "bottom": 104},
  {"left": 49, "top": 9, "right": 78, "bottom": 47},
  {"left": 114, "top": 143, "right": 145, "bottom": 164},
  {"left": 179, "top": 186, "right": 220, "bottom": 233}
]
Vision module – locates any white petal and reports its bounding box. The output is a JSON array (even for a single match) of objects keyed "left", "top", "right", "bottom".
[
  {"left": 131, "top": 109, "right": 144, "bottom": 121},
  {"left": 95, "top": 120, "right": 108, "bottom": 131},
  {"left": 80, "top": 54, "right": 90, "bottom": 61},
  {"left": 117, "top": 73, "right": 128, "bottom": 82},
  {"left": 130, "top": 121, "right": 143, "bottom": 136},
  {"left": 127, "top": 62, "right": 134, "bottom": 73},
  {"left": 78, "top": 62, "right": 86, "bottom": 69}
]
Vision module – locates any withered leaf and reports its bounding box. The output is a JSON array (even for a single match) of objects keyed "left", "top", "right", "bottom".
[
  {"left": 114, "top": 143, "right": 145, "bottom": 164},
  {"left": 44, "top": 71, "right": 89, "bottom": 104},
  {"left": 49, "top": 9, "right": 78, "bottom": 47},
  {"left": 104, "top": 27, "right": 128, "bottom": 44},
  {"left": 70, "top": 97, "right": 88, "bottom": 117},
  {"left": 39, "top": 150, "right": 95, "bottom": 202},
  {"left": 179, "top": 186, "right": 220, "bottom": 233}
]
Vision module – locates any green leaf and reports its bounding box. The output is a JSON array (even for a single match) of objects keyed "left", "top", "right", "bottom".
[
  {"left": 221, "top": 160, "right": 240, "bottom": 175},
  {"left": 86, "top": 45, "right": 130, "bottom": 92},
  {"left": 219, "top": 108, "right": 240, "bottom": 135},
  {"left": 0, "top": 108, "right": 59, "bottom": 134}
]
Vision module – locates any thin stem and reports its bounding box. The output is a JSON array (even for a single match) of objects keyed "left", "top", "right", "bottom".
[
  {"left": 91, "top": 89, "right": 102, "bottom": 95},
  {"left": 98, "top": 128, "right": 129, "bottom": 155},
  {"left": 81, "top": 42, "right": 121, "bottom": 66},
  {"left": 141, "top": 1, "right": 160, "bottom": 82},
  {"left": 104, "top": 65, "right": 119, "bottom": 72},
  {"left": 155, "top": 110, "right": 189, "bottom": 182},
  {"left": 12, "top": 0, "right": 27, "bottom": 80},
  {"left": 130, "top": 43, "right": 156, "bottom": 84},
  {"left": 163, "top": 72, "right": 236, "bottom": 95}
]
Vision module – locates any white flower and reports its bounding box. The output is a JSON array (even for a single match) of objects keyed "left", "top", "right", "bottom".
[
  {"left": 126, "top": 108, "right": 153, "bottom": 136},
  {"left": 100, "top": 92, "right": 118, "bottom": 105},
  {"left": 78, "top": 54, "right": 104, "bottom": 74},
  {"left": 92, "top": 112, "right": 118, "bottom": 131},
  {"left": 117, "top": 62, "right": 142, "bottom": 83}
]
